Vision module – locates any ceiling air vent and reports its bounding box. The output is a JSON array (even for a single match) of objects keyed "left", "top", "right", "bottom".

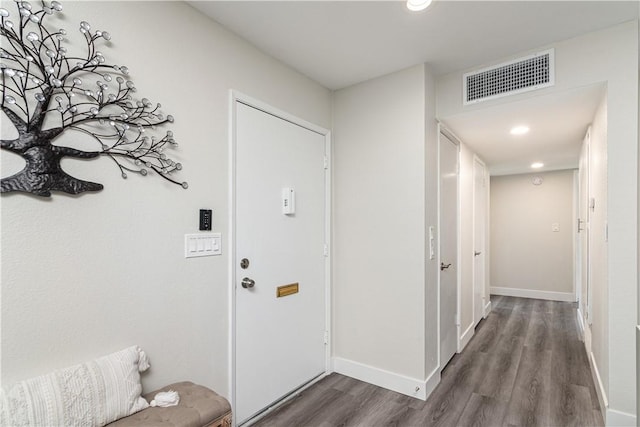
[{"left": 463, "top": 49, "right": 554, "bottom": 105}]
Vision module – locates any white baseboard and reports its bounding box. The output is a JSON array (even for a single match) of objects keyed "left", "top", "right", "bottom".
[
  {"left": 576, "top": 308, "right": 585, "bottom": 336},
  {"left": 600, "top": 325, "right": 639, "bottom": 426},
  {"left": 483, "top": 301, "right": 492, "bottom": 318},
  {"left": 490, "top": 287, "right": 575, "bottom": 302},
  {"left": 606, "top": 408, "right": 636, "bottom": 426},
  {"left": 589, "top": 351, "right": 608, "bottom": 422},
  {"left": 459, "top": 323, "right": 474, "bottom": 352},
  {"left": 332, "top": 357, "right": 439, "bottom": 401}
]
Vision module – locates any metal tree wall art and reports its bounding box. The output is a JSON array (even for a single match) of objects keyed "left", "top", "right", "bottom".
[{"left": 0, "top": 0, "right": 187, "bottom": 197}]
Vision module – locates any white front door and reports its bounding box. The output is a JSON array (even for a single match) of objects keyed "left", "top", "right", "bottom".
[
  {"left": 439, "top": 132, "right": 459, "bottom": 369},
  {"left": 234, "top": 101, "right": 327, "bottom": 424},
  {"left": 472, "top": 157, "right": 486, "bottom": 326}
]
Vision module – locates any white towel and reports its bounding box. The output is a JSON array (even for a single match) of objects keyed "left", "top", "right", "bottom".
[{"left": 150, "top": 390, "right": 180, "bottom": 407}]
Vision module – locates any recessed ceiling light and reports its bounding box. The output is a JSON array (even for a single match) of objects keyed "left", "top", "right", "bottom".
[
  {"left": 407, "top": 0, "right": 432, "bottom": 12},
  {"left": 510, "top": 126, "right": 530, "bottom": 135},
  {"left": 531, "top": 162, "right": 544, "bottom": 169}
]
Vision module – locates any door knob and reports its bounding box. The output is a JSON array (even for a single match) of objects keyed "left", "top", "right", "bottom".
[
  {"left": 440, "top": 262, "right": 452, "bottom": 271},
  {"left": 474, "top": 251, "right": 482, "bottom": 257},
  {"left": 241, "top": 277, "right": 255, "bottom": 289}
]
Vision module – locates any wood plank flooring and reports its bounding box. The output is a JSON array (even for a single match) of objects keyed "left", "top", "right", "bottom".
[{"left": 252, "top": 296, "right": 603, "bottom": 427}]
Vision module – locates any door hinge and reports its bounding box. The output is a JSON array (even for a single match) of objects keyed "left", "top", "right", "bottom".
[
  {"left": 324, "top": 331, "right": 328, "bottom": 345},
  {"left": 323, "top": 156, "right": 329, "bottom": 170},
  {"left": 323, "top": 243, "right": 329, "bottom": 257}
]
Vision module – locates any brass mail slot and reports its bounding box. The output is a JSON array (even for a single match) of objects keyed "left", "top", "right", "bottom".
[{"left": 277, "top": 283, "right": 299, "bottom": 298}]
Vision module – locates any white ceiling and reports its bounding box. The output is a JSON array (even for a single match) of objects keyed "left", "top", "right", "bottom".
[
  {"left": 442, "top": 84, "right": 606, "bottom": 175},
  {"left": 188, "top": 1, "right": 638, "bottom": 175}
]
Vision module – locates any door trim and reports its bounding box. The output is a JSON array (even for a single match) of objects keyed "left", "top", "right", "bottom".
[
  {"left": 228, "top": 90, "right": 332, "bottom": 426},
  {"left": 472, "top": 155, "right": 487, "bottom": 327},
  {"left": 436, "top": 123, "right": 461, "bottom": 368}
]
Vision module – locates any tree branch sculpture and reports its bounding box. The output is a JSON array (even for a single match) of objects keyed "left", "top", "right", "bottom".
[{"left": 1, "top": 0, "right": 187, "bottom": 197}]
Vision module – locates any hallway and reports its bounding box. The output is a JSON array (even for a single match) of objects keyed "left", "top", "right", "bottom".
[{"left": 253, "top": 296, "right": 603, "bottom": 426}]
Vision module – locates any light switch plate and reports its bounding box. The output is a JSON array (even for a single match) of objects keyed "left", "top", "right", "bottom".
[
  {"left": 185, "top": 233, "right": 221, "bottom": 258},
  {"left": 552, "top": 223, "right": 560, "bottom": 232}
]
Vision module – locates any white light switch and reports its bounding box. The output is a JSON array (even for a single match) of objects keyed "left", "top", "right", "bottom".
[
  {"left": 185, "top": 233, "right": 222, "bottom": 258},
  {"left": 552, "top": 223, "right": 560, "bottom": 232}
]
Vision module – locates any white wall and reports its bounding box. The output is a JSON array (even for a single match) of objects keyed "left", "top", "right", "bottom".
[
  {"left": 423, "top": 67, "right": 439, "bottom": 383},
  {"left": 637, "top": 21, "right": 640, "bottom": 424},
  {"left": 484, "top": 167, "right": 492, "bottom": 314},
  {"left": 490, "top": 170, "right": 575, "bottom": 298},
  {"left": 0, "top": 1, "right": 331, "bottom": 397},
  {"left": 437, "top": 21, "right": 638, "bottom": 420},
  {"left": 332, "top": 65, "right": 427, "bottom": 386},
  {"left": 586, "top": 94, "right": 610, "bottom": 410}
]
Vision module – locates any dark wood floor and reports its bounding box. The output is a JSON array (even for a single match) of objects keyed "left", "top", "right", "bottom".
[{"left": 253, "top": 296, "right": 603, "bottom": 427}]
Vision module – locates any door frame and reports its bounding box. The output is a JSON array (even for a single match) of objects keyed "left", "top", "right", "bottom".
[
  {"left": 472, "top": 155, "right": 488, "bottom": 326},
  {"left": 436, "top": 123, "right": 461, "bottom": 367},
  {"left": 229, "top": 90, "right": 332, "bottom": 425}
]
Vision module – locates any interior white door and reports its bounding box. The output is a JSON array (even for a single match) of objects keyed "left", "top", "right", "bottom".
[
  {"left": 439, "top": 132, "right": 458, "bottom": 369},
  {"left": 578, "top": 130, "right": 591, "bottom": 326},
  {"left": 235, "top": 102, "right": 327, "bottom": 424},
  {"left": 472, "top": 158, "right": 486, "bottom": 326}
]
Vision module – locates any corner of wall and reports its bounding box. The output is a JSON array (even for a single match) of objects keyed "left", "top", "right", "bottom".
[{"left": 424, "top": 64, "right": 440, "bottom": 378}]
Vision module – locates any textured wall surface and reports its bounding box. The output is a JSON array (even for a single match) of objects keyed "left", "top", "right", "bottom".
[
  {"left": 333, "top": 65, "right": 426, "bottom": 379},
  {"left": 490, "top": 170, "right": 575, "bottom": 294},
  {"left": 1, "top": 1, "right": 331, "bottom": 396}
]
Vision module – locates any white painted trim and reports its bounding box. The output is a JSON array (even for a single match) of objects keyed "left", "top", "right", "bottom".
[
  {"left": 233, "top": 91, "right": 329, "bottom": 136},
  {"left": 637, "top": 326, "right": 640, "bottom": 427},
  {"left": 437, "top": 123, "right": 461, "bottom": 368},
  {"left": 589, "top": 351, "right": 608, "bottom": 422},
  {"left": 459, "top": 322, "right": 474, "bottom": 352},
  {"left": 576, "top": 307, "right": 585, "bottom": 337},
  {"left": 456, "top": 134, "right": 462, "bottom": 354},
  {"left": 332, "top": 357, "right": 437, "bottom": 401},
  {"left": 323, "top": 132, "right": 332, "bottom": 374},
  {"left": 229, "top": 90, "right": 332, "bottom": 427},
  {"left": 483, "top": 301, "right": 491, "bottom": 318},
  {"left": 582, "top": 314, "right": 592, "bottom": 355},
  {"left": 605, "top": 408, "right": 636, "bottom": 426},
  {"left": 436, "top": 123, "right": 441, "bottom": 372},
  {"left": 490, "top": 287, "right": 575, "bottom": 302},
  {"left": 423, "top": 365, "right": 441, "bottom": 400},
  {"left": 472, "top": 155, "right": 488, "bottom": 328},
  {"left": 228, "top": 93, "right": 238, "bottom": 427},
  {"left": 572, "top": 170, "right": 578, "bottom": 302}
]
